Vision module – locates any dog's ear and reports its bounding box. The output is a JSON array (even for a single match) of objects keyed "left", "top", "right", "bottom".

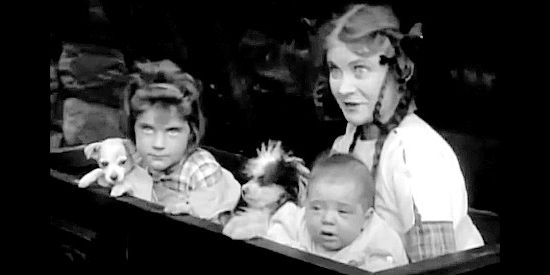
[{"left": 83, "top": 142, "right": 102, "bottom": 160}]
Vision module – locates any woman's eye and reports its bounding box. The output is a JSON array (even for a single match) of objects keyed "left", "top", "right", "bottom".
[
  {"left": 329, "top": 66, "right": 343, "bottom": 79},
  {"left": 353, "top": 65, "right": 370, "bottom": 77}
]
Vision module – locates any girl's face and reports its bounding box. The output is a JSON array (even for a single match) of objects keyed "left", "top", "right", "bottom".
[
  {"left": 305, "top": 170, "right": 371, "bottom": 252},
  {"left": 134, "top": 105, "right": 190, "bottom": 171},
  {"left": 327, "top": 41, "right": 401, "bottom": 126}
]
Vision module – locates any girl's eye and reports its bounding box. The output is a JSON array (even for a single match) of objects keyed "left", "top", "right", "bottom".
[
  {"left": 141, "top": 126, "right": 153, "bottom": 134},
  {"left": 167, "top": 129, "right": 180, "bottom": 136}
]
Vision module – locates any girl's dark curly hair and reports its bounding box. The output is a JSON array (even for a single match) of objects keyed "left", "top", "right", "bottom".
[{"left": 123, "top": 60, "right": 205, "bottom": 154}]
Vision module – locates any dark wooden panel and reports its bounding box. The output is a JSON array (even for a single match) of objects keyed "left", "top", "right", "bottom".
[
  {"left": 49, "top": 169, "right": 368, "bottom": 274},
  {"left": 50, "top": 169, "right": 500, "bottom": 274},
  {"left": 377, "top": 244, "right": 500, "bottom": 275}
]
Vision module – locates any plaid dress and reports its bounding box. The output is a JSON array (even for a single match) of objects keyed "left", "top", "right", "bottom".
[
  {"left": 146, "top": 148, "right": 241, "bottom": 220},
  {"left": 404, "top": 205, "right": 456, "bottom": 263}
]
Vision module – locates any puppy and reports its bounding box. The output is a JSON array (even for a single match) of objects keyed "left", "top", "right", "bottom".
[
  {"left": 77, "top": 138, "right": 153, "bottom": 201},
  {"left": 222, "top": 140, "right": 309, "bottom": 239}
]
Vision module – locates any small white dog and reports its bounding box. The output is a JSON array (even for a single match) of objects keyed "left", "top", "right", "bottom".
[
  {"left": 78, "top": 138, "right": 153, "bottom": 201},
  {"left": 222, "top": 140, "right": 309, "bottom": 239}
]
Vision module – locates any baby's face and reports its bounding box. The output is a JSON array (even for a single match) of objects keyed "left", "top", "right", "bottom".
[{"left": 305, "top": 171, "right": 370, "bottom": 252}]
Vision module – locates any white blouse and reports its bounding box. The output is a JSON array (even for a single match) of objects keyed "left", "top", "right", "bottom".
[{"left": 332, "top": 113, "right": 484, "bottom": 251}]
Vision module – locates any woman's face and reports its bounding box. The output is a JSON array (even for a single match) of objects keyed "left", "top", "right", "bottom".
[{"left": 327, "top": 41, "right": 401, "bottom": 126}]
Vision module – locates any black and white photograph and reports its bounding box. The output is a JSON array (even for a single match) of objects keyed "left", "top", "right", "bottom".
[{"left": 50, "top": 0, "right": 502, "bottom": 273}]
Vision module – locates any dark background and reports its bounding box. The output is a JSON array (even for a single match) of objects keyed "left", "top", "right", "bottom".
[{"left": 50, "top": 0, "right": 502, "bottom": 213}]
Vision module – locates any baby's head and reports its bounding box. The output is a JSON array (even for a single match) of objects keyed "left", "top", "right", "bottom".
[
  {"left": 125, "top": 60, "right": 204, "bottom": 172},
  {"left": 304, "top": 153, "right": 375, "bottom": 253}
]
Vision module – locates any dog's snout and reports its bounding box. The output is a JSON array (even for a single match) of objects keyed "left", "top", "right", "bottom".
[{"left": 110, "top": 174, "right": 118, "bottom": 181}]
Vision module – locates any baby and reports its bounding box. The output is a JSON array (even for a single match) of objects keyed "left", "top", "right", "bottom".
[{"left": 265, "top": 153, "right": 408, "bottom": 272}]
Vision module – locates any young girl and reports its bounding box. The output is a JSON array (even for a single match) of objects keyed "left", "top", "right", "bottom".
[
  {"left": 125, "top": 59, "right": 241, "bottom": 222},
  {"left": 323, "top": 3, "right": 484, "bottom": 262},
  {"left": 265, "top": 153, "right": 408, "bottom": 272}
]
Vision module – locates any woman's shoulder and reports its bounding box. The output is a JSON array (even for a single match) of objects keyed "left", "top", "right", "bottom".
[
  {"left": 394, "top": 114, "right": 455, "bottom": 155},
  {"left": 396, "top": 114, "right": 439, "bottom": 139},
  {"left": 381, "top": 114, "right": 462, "bottom": 175},
  {"left": 388, "top": 115, "right": 466, "bottom": 191}
]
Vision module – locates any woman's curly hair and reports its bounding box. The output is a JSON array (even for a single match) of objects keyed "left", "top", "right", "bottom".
[{"left": 322, "top": 3, "right": 422, "bottom": 181}]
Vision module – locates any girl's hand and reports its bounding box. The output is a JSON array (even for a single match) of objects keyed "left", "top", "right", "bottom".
[
  {"left": 348, "top": 258, "right": 365, "bottom": 267},
  {"left": 110, "top": 184, "right": 131, "bottom": 197}
]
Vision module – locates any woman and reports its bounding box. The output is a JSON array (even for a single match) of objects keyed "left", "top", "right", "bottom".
[{"left": 324, "top": 3, "right": 484, "bottom": 262}]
